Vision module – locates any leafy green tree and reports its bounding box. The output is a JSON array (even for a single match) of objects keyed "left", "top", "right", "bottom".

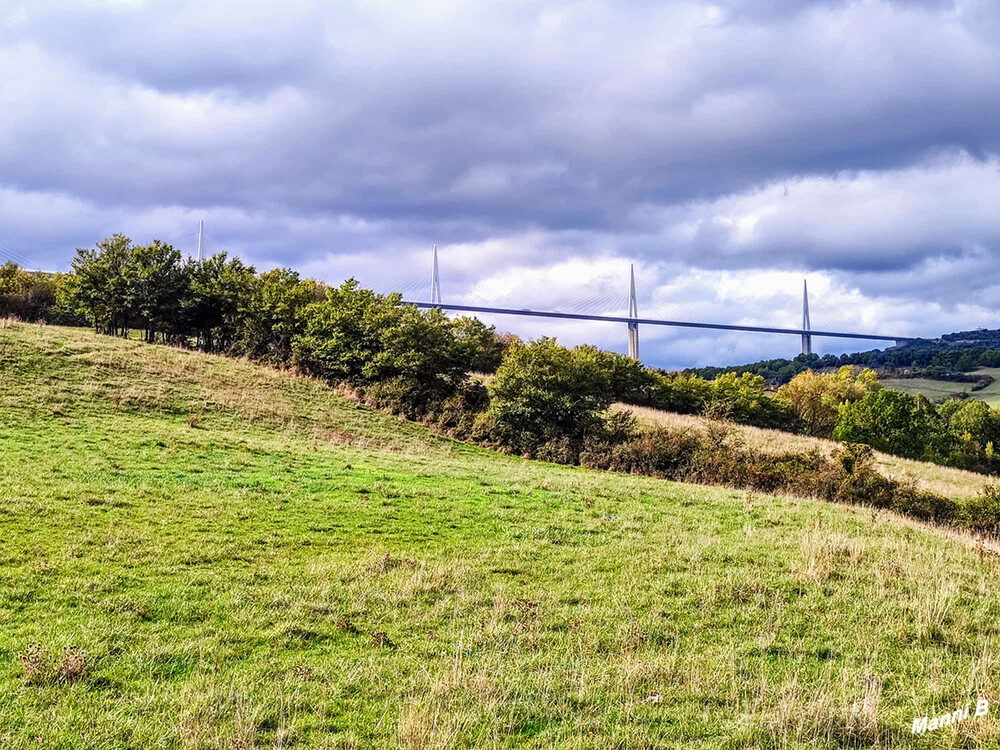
[
  {"left": 0, "top": 263, "right": 64, "bottom": 322},
  {"left": 709, "top": 372, "right": 797, "bottom": 429},
  {"left": 450, "top": 316, "right": 510, "bottom": 373},
  {"left": 128, "top": 241, "right": 186, "bottom": 342},
  {"left": 980, "top": 349, "right": 1000, "bottom": 367},
  {"left": 956, "top": 350, "right": 979, "bottom": 371},
  {"left": 181, "top": 253, "right": 256, "bottom": 353},
  {"left": 70, "top": 234, "right": 134, "bottom": 335},
  {"left": 485, "top": 338, "right": 612, "bottom": 455},
  {"left": 571, "top": 345, "right": 659, "bottom": 405},
  {"left": 942, "top": 401, "right": 1000, "bottom": 469},
  {"left": 292, "top": 280, "right": 466, "bottom": 411},
  {"left": 650, "top": 372, "right": 713, "bottom": 414},
  {"left": 0, "top": 261, "right": 20, "bottom": 293},
  {"left": 239, "top": 268, "right": 321, "bottom": 363},
  {"left": 948, "top": 400, "right": 997, "bottom": 442},
  {"left": 833, "top": 389, "right": 932, "bottom": 459},
  {"left": 776, "top": 366, "right": 881, "bottom": 436}
]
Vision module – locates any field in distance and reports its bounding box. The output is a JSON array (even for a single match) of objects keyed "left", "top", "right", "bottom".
[
  {"left": 882, "top": 367, "right": 1000, "bottom": 408},
  {"left": 3, "top": 323, "right": 1000, "bottom": 748}
]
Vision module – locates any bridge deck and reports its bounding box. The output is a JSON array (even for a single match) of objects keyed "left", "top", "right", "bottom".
[{"left": 402, "top": 301, "right": 914, "bottom": 344}]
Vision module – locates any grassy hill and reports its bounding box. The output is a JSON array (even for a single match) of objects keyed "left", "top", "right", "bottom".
[
  {"left": 3, "top": 323, "right": 1000, "bottom": 748},
  {"left": 883, "top": 368, "right": 1000, "bottom": 408}
]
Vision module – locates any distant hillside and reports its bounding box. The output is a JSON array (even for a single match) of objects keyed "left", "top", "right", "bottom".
[
  {"left": 685, "top": 328, "right": 1000, "bottom": 385},
  {"left": 883, "top": 367, "right": 1000, "bottom": 408}
]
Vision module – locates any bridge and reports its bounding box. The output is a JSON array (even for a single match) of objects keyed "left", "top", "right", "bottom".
[
  {"left": 392, "top": 246, "right": 916, "bottom": 361},
  {"left": 3, "top": 229, "right": 917, "bottom": 362}
]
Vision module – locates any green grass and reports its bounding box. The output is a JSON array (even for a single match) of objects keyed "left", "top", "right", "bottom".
[
  {"left": 884, "top": 368, "right": 1000, "bottom": 407},
  {"left": 3, "top": 323, "right": 1000, "bottom": 748}
]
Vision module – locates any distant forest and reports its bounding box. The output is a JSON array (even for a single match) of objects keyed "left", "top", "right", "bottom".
[{"left": 685, "top": 329, "right": 1000, "bottom": 385}]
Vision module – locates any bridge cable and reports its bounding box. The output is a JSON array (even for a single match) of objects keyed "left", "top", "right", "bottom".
[{"left": 0, "top": 243, "right": 40, "bottom": 269}]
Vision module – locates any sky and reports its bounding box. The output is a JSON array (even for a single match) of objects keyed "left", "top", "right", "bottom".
[{"left": 3, "top": 0, "right": 1000, "bottom": 369}]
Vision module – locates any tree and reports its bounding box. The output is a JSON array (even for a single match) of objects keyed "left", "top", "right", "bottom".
[
  {"left": 833, "top": 389, "right": 931, "bottom": 459},
  {"left": 70, "top": 234, "right": 134, "bottom": 336},
  {"left": 571, "top": 345, "right": 659, "bottom": 405},
  {"left": 181, "top": 253, "right": 256, "bottom": 353},
  {"left": 239, "top": 268, "right": 321, "bottom": 363},
  {"left": 292, "top": 280, "right": 466, "bottom": 412},
  {"left": 128, "top": 241, "right": 186, "bottom": 342},
  {"left": 777, "top": 366, "right": 881, "bottom": 436},
  {"left": 450, "top": 316, "right": 510, "bottom": 373},
  {"left": 650, "top": 372, "right": 712, "bottom": 415},
  {"left": 0, "top": 263, "right": 61, "bottom": 322},
  {"left": 485, "top": 338, "right": 612, "bottom": 455},
  {"left": 709, "top": 371, "right": 797, "bottom": 429},
  {"left": 945, "top": 400, "right": 1000, "bottom": 467}
]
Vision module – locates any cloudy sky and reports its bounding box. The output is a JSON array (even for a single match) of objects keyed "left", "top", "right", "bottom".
[{"left": 3, "top": 0, "right": 1000, "bottom": 368}]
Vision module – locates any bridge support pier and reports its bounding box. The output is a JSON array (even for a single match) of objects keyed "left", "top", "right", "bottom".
[
  {"left": 801, "top": 279, "right": 812, "bottom": 356},
  {"left": 627, "top": 265, "right": 639, "bottom": 360}
]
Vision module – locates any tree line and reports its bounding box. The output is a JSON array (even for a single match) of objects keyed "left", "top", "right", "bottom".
[
  {"left": 4, "top": 234, "right": 1000, "bottom": 484},
  {"left": 687, "top": 334, "right": 1000, "bottom": 386}
]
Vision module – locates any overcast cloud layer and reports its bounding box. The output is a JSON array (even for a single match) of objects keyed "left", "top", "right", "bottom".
[{"left": 3, "top": 0, "right": 1000, "bottom": 368}]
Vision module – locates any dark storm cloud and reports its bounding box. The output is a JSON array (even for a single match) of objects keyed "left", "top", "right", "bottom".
[
  {"left": 5, "top": 0, "right": 1000, "bottom": 227},
  {"left": 3, "top": 0, "right": 1000, "bottom": 367}
]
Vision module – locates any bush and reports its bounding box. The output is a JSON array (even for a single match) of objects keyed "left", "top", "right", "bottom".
[
  {"left": 573, "top": 346, "right": 660, "bottom": 405},
  {"left": 435, "top": 380, "right": 491, "bottom": 436},
  {"left": 583, "top": 426, "right": 700, "bottom": 477},
  {"left": 709, "top": 372, "right": 792, "bottom": 429},
  {"left": 777, "top": 366, "right": 881, "bottom": 437},
  {"left": 451, "top": 316, "right": 512, "bottom": 373},
  {"left": 486, "top": 339, "right": 613, "bottom": 455},
  {"left": 833, "top": 390, "right": 932, "bottom": 459},
  {"left": 239, "top": 268, "right": 322, "bottom": 364},
  {"left": 963, "top": 485, "right": 1000, "bottom": 536},
  {"left": 293, "top": 281, "right": 467, "bottom": 412},
  {"left": 536, "top": 437, "right": 578, "bottom": 465},
  {"left": 0, "top": 263, "right": 84, "bottom": 325},
  {"left": 650, "top": 372, "right": 712, "bottom": 414}
]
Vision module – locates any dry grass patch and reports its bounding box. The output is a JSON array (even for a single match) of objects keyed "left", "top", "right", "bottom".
[
  {"left": 794, "top": 529, "right": 864, "bottom": 584},
  {"left": 621, "top": 403, "right": 990, "bottom": 501}
]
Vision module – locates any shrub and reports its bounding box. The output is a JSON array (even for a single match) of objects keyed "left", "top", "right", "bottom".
[
  {"left": 834, "top": 390, "right": 932, "bottom": 459},
  {"left": 777, "top": 366, "right": 881, "bottom": 437},
  {"left": 239, "top": 268, "right": 322, "bottom": 364},
  {"left": 650, "top": 372, "right": 712, "bottom": 414},
  {"left": 486, "top": 338, "right": 612, "bottom": 455},
  {"left": 708, "top": 372, "right": 800, "bottom": 430},
  {"left": 891, "top": 484, "right": 957, "bottom": 524},
  {"left": 583, "top": 427, "right": 700, "bottom": 477},
  {"left": 293, "top": 281, "right": 467, "bottom": 412},
  {"left": 451, "top": 316, "right": 512, "bottom": 373},
  {"left": 573, "top": 346, "right": 660, "bottom": 405},
  {"left": 436, "top": 380, "right": 491, "bottom": 436},
  {"left": 963, "top": 485, "right": 1000, "bottom": 536},
  {"left": 536, "top": 437, "right": 579, "bottom": 465}
]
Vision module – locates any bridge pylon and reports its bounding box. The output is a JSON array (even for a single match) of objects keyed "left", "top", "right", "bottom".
[
  {"left": 431, "top": 244, "right": 442, "bottom": 305},
  {"left": 627, "top": 264, "right": 639, "bottom": 360},
  {"left": 801, "top": 279, "right": 812, "bottom": 356}
]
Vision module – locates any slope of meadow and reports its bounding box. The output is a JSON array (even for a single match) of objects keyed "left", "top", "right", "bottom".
[{"left": 2, "top": 323, "right": 1000, "bottom": 748}]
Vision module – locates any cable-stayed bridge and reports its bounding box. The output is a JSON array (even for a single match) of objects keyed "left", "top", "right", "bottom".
[
  {"left": 3, "top": 229, "right": 917, "bottom": 362},
  {"left": 381, "top": 245, "right": 916, "bottom": 361}
]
